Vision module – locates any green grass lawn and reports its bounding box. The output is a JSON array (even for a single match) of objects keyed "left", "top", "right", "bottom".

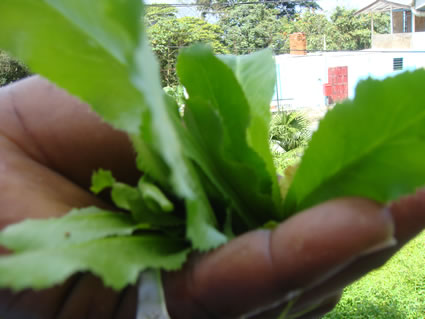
[{"left": 324, "top": 231, "right": 425, "bottom": 319}]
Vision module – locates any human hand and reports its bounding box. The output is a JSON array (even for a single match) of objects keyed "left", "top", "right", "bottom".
[{"left": 0, "top": 76, "right": 424, "bottom": 319}]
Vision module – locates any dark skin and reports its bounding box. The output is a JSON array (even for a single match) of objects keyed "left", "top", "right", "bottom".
[{"left": 0, "top": 76, "right": 424, "bottom": 319}]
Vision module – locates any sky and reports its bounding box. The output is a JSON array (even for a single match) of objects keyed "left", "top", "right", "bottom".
[{"left": 318, "top": 0, "right": 374, "bottom": 13}]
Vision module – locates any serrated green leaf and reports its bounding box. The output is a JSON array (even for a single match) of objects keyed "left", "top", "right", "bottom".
[
  {"left": 0, "top": 0, "right": 144, "bottom": 133},
  {"left": 0, "top": 235, "right": 190, "bottom": 291},
  {"left": 90, "top": 169, "right": 116, "bottom": 194},
  {"left": 111, "top": 183, "right": 140, "bottom": 210},
  {"left": 157, "top": 97, "right": 228, "bottom": 250},
  {"left": 185, "top": 197, "right": 230, "bottom": 250},
  {"left": 138, "top": 179, "right": 174, "bottom": 213},
  {"left": 219, "top": 50, "right": 281, "bottom": 209},
  {"left": 177, "top": 45, "right": 278, "bottom": 228},
  {"left": 283, "top": 70, "right": 425, "bottom": 215},
  {"left": 130, "top": 198, "right": 183, "bottom": 227},
  {"left": 0, "top": 207, "right": 146, "bottom": 252},
  {"left": 132, "top": 128, "right": 170, "bottom": 189},
  {"left": 0, "top": 1, "right": 227, "bottom": 251}
]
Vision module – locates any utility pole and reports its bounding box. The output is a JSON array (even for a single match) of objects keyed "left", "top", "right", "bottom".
[{"left": 370, "top": 12, "right": 374, "bottom": 47}]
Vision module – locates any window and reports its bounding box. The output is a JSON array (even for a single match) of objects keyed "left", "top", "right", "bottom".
[{"left": 393, "top": 58, "right": 403, "bottom": 71}]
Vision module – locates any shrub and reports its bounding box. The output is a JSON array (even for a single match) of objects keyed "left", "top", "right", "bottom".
[
  {"left": 270, "top": 111, "right": 311, "bottom": 173},
  {"left": 0, "top": 50, "right": 30, "bottom": 87}
]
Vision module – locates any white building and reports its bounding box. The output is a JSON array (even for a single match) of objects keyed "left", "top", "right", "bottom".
[
  {"left": 272, "top": 50, "right": 425, "bottom": 110},
  {"left": 271, "top": 0, "right": 425, "bottom": 111}
]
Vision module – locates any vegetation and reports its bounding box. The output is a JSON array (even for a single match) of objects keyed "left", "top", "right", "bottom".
[
  {"left": 218, "top": 4, "right": 287, "bottom": 55},
  {"left": 0, "top": 50, "right": 30, "bottom": 86},
  {"left": 145, "top": 4, "right": 390, "bottom": 88},
  {"left": 0, "top": 4, "right": 424, "bottom": 319},
  {"left": 270, "top": 111, "right": 310, "bottom": 174},
  {"left": 196, "top": 0, "right": 320, "bottom": 19},
  {"left": 146, "top": 5, "right": 228, "bottom": 87},
  {"left": 0, "top": 4, "right": 391, "bottom": 88},
  {"left": 325, "top": 231, "right": 425, "bottom": 319}
]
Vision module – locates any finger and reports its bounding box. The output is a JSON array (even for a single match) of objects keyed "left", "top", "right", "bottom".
[
  {"left": 56, "top": 275, "right": 121, "bottom": 319},
  {"left": 0, "top": 275, "right": 79, "bottom": 319},
  {"left": 239, "top": 290, "right": 342, "bottom": 319},
  {"left": 0, "top": 76, "right": 139, "bottom": 189},
  {"left": 0, "top": 274, "right": 138, "bottom": 319},
  {"left": 294, "top": 292, "right": 342, "bottom": 319},
  {"left": 163, "top": 198, "right": 394, "bottom": 319},
  {"left": 290, "top": 189, "right": 425, "bottom": 308},
  {"left": 389, "top": 188, "right": 425, "bottom": 244}
]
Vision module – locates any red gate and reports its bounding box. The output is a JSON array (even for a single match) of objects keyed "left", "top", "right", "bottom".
[{"left": 324, "top": 66, "right": 348, "bottom": 104}]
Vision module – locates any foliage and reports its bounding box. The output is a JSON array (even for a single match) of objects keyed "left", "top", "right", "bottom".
[
  {"left": 0, "top": 0, "right": 278, "bottom": 289},
  {"left": 164, "top": 84, "right": 186, "bottom": 109},
  {"left": 288, "top": 11, "right": 337, "bottom": 51},
  {"left": 286, "top": 7, "right": 390, "bottom": 52},
  {"left": 272, "top": 147, "right": 304, "bottom": 175},
  {"left": 145, "top": 4, "right": 177, "bottom": 25},
  {"left": 269, "top": 111, "right": 310, "bottom": 174},
  {"left": 324, "top": 231, "right": 425, "bottom": 319},
  {"left": 283, "top": 70, "right": 425, "bottom": 216},
  {"left": 269, "top": 111, "right": 310, "bottom": 151},
  {"left": 218, "top": 5, "right": 390, "bottom": 55},
  {"left": 329, "top": 7, "right": 390, "bottom": 50},
  {"left": 0, "top": 0, "right": 425, "bottom": 299},
  {"left": 264, "top": 0, "right": 320, "bottom": 19},
  {"left": 197, "top": 0, "right": 320, "bottom": 19},
  {"left": 218, "top": 3, "right": 288, "bottom": 54},
  {"left": 146, "top": 5, "right": 228, "bottom": 86},
  {"left": 0, "top": 50, "right": 30, "bottom": 86}
]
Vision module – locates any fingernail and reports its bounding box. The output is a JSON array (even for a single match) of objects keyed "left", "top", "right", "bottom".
[
  {"left": 358, "top": 207, "right": 397, "bottom": 257},
  {"left": 358, "top": 237, "right": 397, "bottom": 256}
]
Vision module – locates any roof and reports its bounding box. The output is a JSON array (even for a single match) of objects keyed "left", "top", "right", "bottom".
[
  {"left": 417, "top": 0, "right": 425, "bottom": 10},
  {"left": 355, "top": 0, "right": 412, "bottom": 15}
]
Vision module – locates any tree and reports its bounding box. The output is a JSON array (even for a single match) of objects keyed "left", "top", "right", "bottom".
[
  {"left": 146, "top": 5, "right": 228, "bottom": 87},
  {"left": 219, "top": 3, "right": 289, "bottom": 54},
  {"left": 269, "top": 111, "right": 310, "bottom": 173},
  {"left": 329, "top": 7, "right": 390, "bottom": 50},
  {"left": 263, "top": 0, "right": 320, "bottom": 18},
  {"left": 286, "top": 7, "right": 390, "bottom": 52},
  {"left": 197, "top": 0, "right": 320, "bottom": 19},
  {"left": 145, "top": 5, "right": 178, "bottom": 26},
  {"left": 269, "top": 111, "right": 310, "bottom": 152},
  {"left": 290, "top": 11, "right": 335, "bottom": 51}
]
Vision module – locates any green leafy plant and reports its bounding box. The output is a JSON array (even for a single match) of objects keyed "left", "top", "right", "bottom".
[{"left": 0, "top": 0, "right": 424, "bottom": 300}]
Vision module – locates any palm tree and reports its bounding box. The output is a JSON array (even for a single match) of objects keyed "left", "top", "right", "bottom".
[
  {"left": 269, "top": 111, "right": 310, "bottom": 152},
  {"left": 269, "top": 111, "right": 311, "bottom": 173}
]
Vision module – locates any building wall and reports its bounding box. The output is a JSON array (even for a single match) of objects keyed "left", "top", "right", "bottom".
[
  {"left": 372, "top": 33, "right": 412, "bottom": 49},
  {"left": 372, "top": 32, "right": 425, "bottom": 49},
  {"left": 273, "top": 51, "right": 425, "bottom": 109}
]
